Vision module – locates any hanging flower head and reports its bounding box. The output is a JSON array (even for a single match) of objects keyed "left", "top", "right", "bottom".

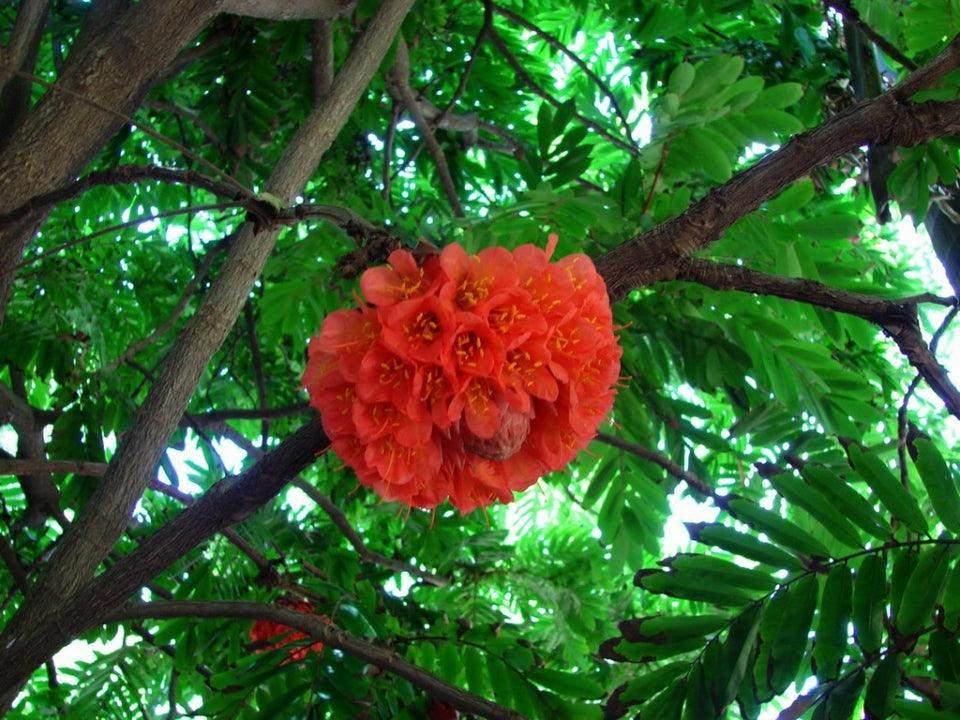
[
  {"left": 303, "top": 237, "right": 621, "bottom": 512},
  {"left": 249, "top": 597, "right": 327, "bottom": 663}
]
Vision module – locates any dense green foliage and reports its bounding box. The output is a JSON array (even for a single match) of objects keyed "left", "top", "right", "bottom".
[{"left": 3, "top": 0, "right": 960, "bottom": 718}]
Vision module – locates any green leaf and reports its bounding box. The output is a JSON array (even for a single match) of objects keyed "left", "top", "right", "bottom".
[
  {"left": 714, "top": 604, "right": 763, "bottom": 711},
  {"left": 931, "top": 630, "right": 960, "bottom": 683},
  {"left": 813, "top": 565, "right": 852, "bottom": 682},
  {"left": 463, "top": 646, "right": 488, "bottom": 696},
  {"left": 848, "top": 444, "right": 928, "bottom": 535},
  {"left": 767, "top": 575, "right": 818, "bottom": 695},
  {"left": 636, "top": 569, "right": 757, "bottom": 607},
  {"left": 912, "top": 438, "right": 960, "bottom": 534},
  {"left": 769, "top": 473, "right": 863, "bottom": 549},
  {"left": 686, "top": 522, "right": 804, "bottom": 570},
  {"left": 765, "top": 178, "right": 815, "bottom": 215},
  {"left": 864, "top": 652, "right": 901, "bottom": 720},
  {"left": 618, "top": 615, "right": 729, "bottom": 644},
  {"left": 529, "top": 668, "right": 602, "bottom": 699},
  {"left": 684, "top": 130, "right": 732, "bottom": 183},
  {"left": 620, "top": 662, "right": 688, "bottom": 705},
  {"left": 664, "top": 554, "right": 777, "bottom": 593},
  {"left": 853, "top": 553, "right": 887, "bottom": 654},
  {"left": 892, "top": 698, "right": 960, "bottom": 720},
  {"left": 944, "top": 561, "right": 960, "bottom": 632},
  {"left": 756, "top": 83, "right": 804, "bottom": 109},
  {"left": 682, "top": 660, "right": 715, "bottom": 720},
  {"left": 895, "top": 543, "right": 954, "bottom": 637},
  {"left": 638, "top": 678, "right": 686, "bottom": 720},
  {"left": 727, "top": 498, "right": 831, "bottom": 558},
  {"left": 537, "top": 102, "right": 553, "bottom": 157},
  {"left": 668, "top": 62, "right": 696, "bottom": 95},
  {"left": 802, "top": 466, "right": 891, "bottom": 541},
  {"left": 813, "top": 668, "right": 865, "bottom": 720}
]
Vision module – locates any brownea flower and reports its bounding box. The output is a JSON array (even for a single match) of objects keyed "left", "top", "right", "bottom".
[
  {"left": 303, "top": 236, "right": 621, "bottom": 513},
  {"left": 249, "top": 598, "right": 326, "bottom": 663}
]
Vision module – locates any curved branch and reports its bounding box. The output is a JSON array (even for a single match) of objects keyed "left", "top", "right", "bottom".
[
  {"left": 825, "top": 0, "right": 917, "bottom": 70},
  {"left": 596, "top": 35, "right": 960, "bottom": 299},
  {"left": 105, "top": 600, "right": 523, "bottom": 720},
  {"left": 594, "top": 433, "right": 715, "bottom": 499}
]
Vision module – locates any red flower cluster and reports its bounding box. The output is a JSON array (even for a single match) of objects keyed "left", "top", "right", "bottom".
[
  {"left": 249, "top": 598, "right": 326, "bottom": 663},
  {"left": 303, "top": 237, "right": 621, "bottom": 512}
]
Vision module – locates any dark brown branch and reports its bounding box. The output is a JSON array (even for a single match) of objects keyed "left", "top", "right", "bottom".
[
  {"left": 0, "top": 0, "right": 49, "bottom": 88},
  {"left": 0, "top": 459, "right": 106, "bottom": 477},
  {"left": 594, "top": 432, "right": 715, "bottom": 499},
  {"left": 492, "top": 3, "right": 635, "bottom": 147},
  {"left": 390, "top": 38, "right": 466, "bottom": 217},
  {"left": 189, "top": 402, "right": 311, "bottom": 426},
  {"left": 0, "top": 165, "right": 245, "bottom": 228},
  {"left": 675, "top": 258, "right": 960, "bottom": 419},
  {"left": 106, "top": 600, "right": 523, "bottom": 720},
  {"left": 144, "top": 100, "right": 233, "bottom": 159},
  {"left": 595, "top": 37, "right": 960, "bottom": 300},
  {"left": 485, "top": 10, "right": 638, "bottom": 156},
  {"left": 289, "top": 478, "right": 450, "bottom": 587},
  {"left": 826, "top": 0, "right": 918, "bottom": 70},
  {"left": 432, "top": 1, "right": 492, "bottom": 128}
]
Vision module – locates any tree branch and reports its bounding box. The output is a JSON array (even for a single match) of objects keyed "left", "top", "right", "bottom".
[
  {"left": 289, "top": 477, "right": 450, "bottom": 587},
  {"left": 595, "top": 37, "right": 960, "bottom": 301},
  {"left": 189, "top": 402, "right": 311, "bottom": 426},
  {"left": 0, "top": 0, "right": 415, "bottom": 689},
  {"left": 825, "top": 0, "right": 917, "bottom": 70},
  {"left": 594, "top": 433, "right": 715, "bottom": 499},
  {"left": 311, "top": 19, "right": 335, "bottom": 103},
  {"left": 484, "top": 8, "right": 638, "bottom": 156},
  {"left": 674, "top": 258, "right": 960, "bottom": 419},
  {"left": 389, "top": 37, "right": 466, "bottom": 217},
  {"left": 106, "top": 600, "right": 523, "bottom": 720},
  {"left": 491, "top": 3, "right": 635, "bottom": 147},
  {"left": 220, "top": 0, "right": 356, "bottom": 21},
  {"left": 242, "top": 302, "right": 270, "bottom": 444}
]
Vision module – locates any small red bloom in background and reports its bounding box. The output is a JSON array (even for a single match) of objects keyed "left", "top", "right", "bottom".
[
  {"left": 428, "top": 700, "right": 458, "bottom": 720},
  {"left": 303, "top": 236, "right": 622, "bottom": 512},
  {"left": 249, "top": 597, "right": 327, "bottom": 663}
]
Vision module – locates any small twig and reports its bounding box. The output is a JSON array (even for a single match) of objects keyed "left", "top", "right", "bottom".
[
  {"left": 189, "top": 402, "right": 311, "bottom": 426},
  {"left": 10, "top": 202, "right": 242, "bottom": 276},
  {"left": 825, "top": 0, "right": 918, "bottom": 70},
  {"left": 492, "top": 3, "right": 636, "bottom": 147},
  {"left": 290, "top": 477, "right": 450, "bottom": 587},
  {"left": 484, "top": 7, "right": 639, "bottom": 156},
  {"left": 382, "top": 101, "right": 399, "bottom": 201},
  {"left": 594, "top": 432, "right": 715, "bottom": 498},
  {"left": 640, "top": 144, "right": 669, "bottom": 216},
  {"left": 390, "top": 38, "right": 466, "bottom": 217},
  {"left": 432, "top": 2, "right": 492, "bottom": 128}
]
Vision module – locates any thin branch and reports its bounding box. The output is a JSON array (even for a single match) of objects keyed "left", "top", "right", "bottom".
[
  {"left": 9, "top": 202, "right": 241, "bottom": 276},
  {"left": 382, "top": 100, "right": 399, "bottom": 201},
  {"left": 105, "top": 236, "right": 231, "bottom": 371},
  {"left": 491, "top": 3, "right": 635, "bottom": 146},
  {"left": 290, "top": 478, "right": 450, "bottom": 587},
  {"left": 675, "top": 257, "right": 960, "bottom": 419},
  {"left": 826, "top": 0, "right": 918, "bottom": 70},
  {"left": 105, "top": 600, "right": 524, "bottom": 720},
  {"left": 432, "top": 2, "right": 492, "bottom": 128},
  {"left": 0, "top": 0, "right": 48, "bottom": 89},
  {"left": 594, "top": 432, "right": 715, "bottom": 499},
  {"left": 189, "top": 402, "right": 310, "bottom": 426},
  {"left": 0, "top": 459, "right": 106, "bottom": 477},
  {"left": 596, "top": 37, "right": 960, "bottom": 300},
  {"left": 390, "top": 38, "right": 466, "bottom": 217},
  {"left": 144, "top": 100, "right": 233, "bottom": 159},
  {"left": 484, "top": 9, "right": 639, "bottom": 156}
]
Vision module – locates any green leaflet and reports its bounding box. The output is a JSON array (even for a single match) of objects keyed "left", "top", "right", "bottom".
[
  {"left": 864, "top": 652, "right": 901, "bottom": 720},
  {"left": 848, "top": 444, "right": 928, "bottom": 535},
  {"left": 663, "top": 554, "right": 777, "bottom": 593},
  {"left": 853, "top": 553, "right": 887, "bottom": 654},
  {"left": 895, "top": 543, "right": 955, "bottom": 638},
  {"left": 727, "top": 497, "right": 831, "bottom": 558},
  {"left": 755, "top": 576, "right": 818, "bottom": 697},
  {"left": 813, "top": 565, "right": 852, "bottom": 682},
  {"left": 813, "top": 668, "right": 865, "bottom": 720},
  {"left": 686, "top": 522, "right": 804, "bottom": 570},
  {"left": 913, "top": 439, "right": 960, "bottom": 534},
  {"left": 618, "top": 614, "right": 729, "bottom": 644},
  {"left": 528, "top": 668, "right": 602, "bottom": 700},
  {"left": 620, "top": 662, "right": 688, "bottom": 705},
  {"left": 802, "top": 465, "right": 891, "bottom": 541},
  {"left": 712, "top": 603, "right": 763, "bottom": 713},
  {"left": 891, "top": 698, "right": 960, "bottom": 719},
  {"left": 891, "top": 546, "right": 920, "bottom": 621},
  {"left": 682, "top": 660, "right": 715, "bottom": 720},
  {"left": 637, "top": 678, "right": 686, "bottom": 720},
  {"left": 930, "top": 630, "right": 960, "bottom": 684},
  {"left": 636, "top": 570, "right": 758, "bottom": 607},
  {"left": 769, "top": 473, "right": 863, "bottom": 549},
  {"left": 945, "top": 562, "right": 960, "bottom": 633}
]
